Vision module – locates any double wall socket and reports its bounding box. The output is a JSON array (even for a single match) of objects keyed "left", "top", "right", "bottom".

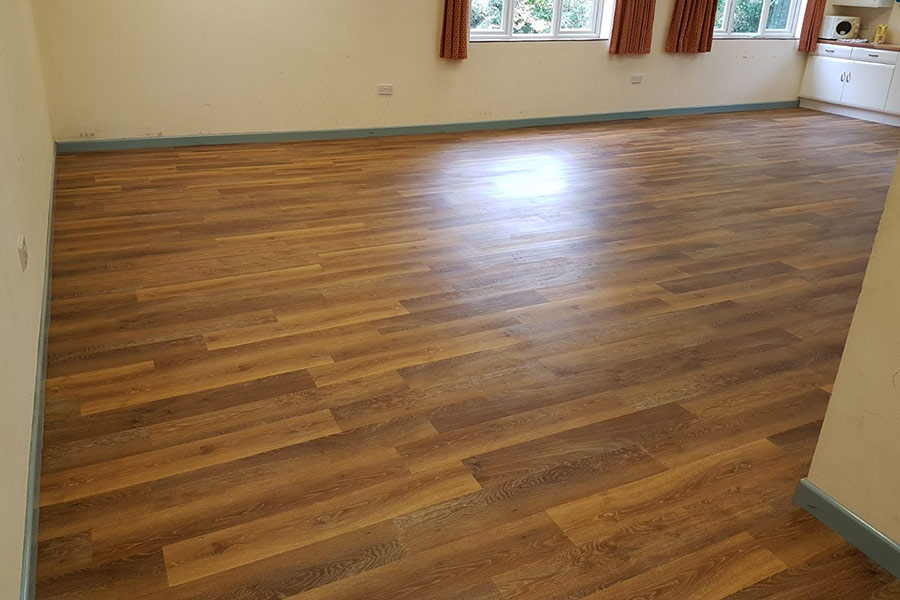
[{"left": 378, "top": 84, "right": 394, "bottom": 96}]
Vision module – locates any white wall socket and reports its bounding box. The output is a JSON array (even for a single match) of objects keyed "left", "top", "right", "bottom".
[
  {"left": 377, "top": 84, "right": 394, "bottom": 96},
  {"left": 631, "top": 74, "right": 643, "bottom": 84},
  {"left": 17, "top": 236, "right": 28, "bottom": 271}
]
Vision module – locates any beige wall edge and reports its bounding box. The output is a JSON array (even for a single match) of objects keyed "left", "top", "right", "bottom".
[
  {"left": 0, "top": 0, "right": 55, "bottom": 597},
  {"left": 807, "top": 156, "right": 900, "bottom": 544}
]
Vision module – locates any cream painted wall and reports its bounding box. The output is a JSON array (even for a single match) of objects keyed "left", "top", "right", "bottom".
[
  {"left": 0, "top": 0, "right": 54, "bottom": 596},
  {"left": 33, "top": 0, "right": 807, "bottom": 142},
  {"left": 807, "top": 158, "right": 900, "bottom": 543}
]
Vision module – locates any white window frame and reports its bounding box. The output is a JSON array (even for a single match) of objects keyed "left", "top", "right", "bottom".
[
  {"left": 470, "top": 0, "right": 605, "bottom": 41},
  {"left": 714, "top": 0, "right": 803, "bottom": 39}
]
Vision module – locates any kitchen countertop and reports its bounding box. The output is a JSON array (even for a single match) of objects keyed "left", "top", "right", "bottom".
[{"left": 817, "top": 38, "right": 900, "bottom": 52}]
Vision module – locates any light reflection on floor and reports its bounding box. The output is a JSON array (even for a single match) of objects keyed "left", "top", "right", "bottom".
[{"left": 485, "top": 153, "right": 569, "bottom": 199}]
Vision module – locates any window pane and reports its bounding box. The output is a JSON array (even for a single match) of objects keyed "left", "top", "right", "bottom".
[
  {"left": 513, "top": 0, "right": 554, "bottom": 34},
  {"left": 715, "top": 0, "right": 726, "bottom": 29},
  {"left": 730, "top": 0, "right": 763, "bottom": 33},
  {"left": 561, "top": 0, "right": 593, "bottom": 30},
  {"left": 765, "top": 0, "right": 790, "bottom": 29},
  {"left": 471, "top": 0, "right": 504, "bottom": 30}
]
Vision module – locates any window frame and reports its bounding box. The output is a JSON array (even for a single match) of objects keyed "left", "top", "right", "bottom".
[
  {"left": 714, "top": 0, "right": 803, "bottom": 39},
  {"left": 470, "top": 0, "right": 606, "bottom": 42}
]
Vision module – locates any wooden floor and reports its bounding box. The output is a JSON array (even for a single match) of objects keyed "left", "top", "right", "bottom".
[{"left": 38, "top": 108, "right": 900, "bottom": 599}]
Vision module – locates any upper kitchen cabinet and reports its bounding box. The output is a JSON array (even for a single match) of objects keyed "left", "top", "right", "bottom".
[{"left": 831, "top": 0, "right": 892, "bottom": 7}]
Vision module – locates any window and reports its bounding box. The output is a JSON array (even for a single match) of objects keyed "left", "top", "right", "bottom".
[
  {"left": 715, "top": 0, "right": 802, "bottom": 38},
  {"left": 470, "top": 0, "right": 608, "bottom": 41}
]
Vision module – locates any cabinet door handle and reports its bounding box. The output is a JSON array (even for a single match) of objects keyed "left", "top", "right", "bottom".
[
  {"left": 847, "top": 72, "right": 852, "bottom": 83},
  {"left": 869, "top": 53, "right": 879, "bottom": 57},
  {"left": 825, "top": 48, "right": 835, "bottom": 53},
  {"left": 841, "top": 72, "right": 845, "bottom": 82}
]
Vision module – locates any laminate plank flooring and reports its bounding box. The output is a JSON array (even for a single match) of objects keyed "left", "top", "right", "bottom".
[{"left": 38, "top": 109, "right": 900, "bottom": 599}]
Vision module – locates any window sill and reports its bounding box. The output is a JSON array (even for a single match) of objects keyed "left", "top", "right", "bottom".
[
  {"left": 471, "top": 35, "right": 795, "bottom": 42},
  {"left": 713, "top": 35, "right": 800, "bottom": 40},
  {"left": 470, "top": 37, "right": 608, "bottom": 43}
]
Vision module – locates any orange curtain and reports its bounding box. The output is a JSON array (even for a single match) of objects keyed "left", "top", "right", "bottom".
[
  {"left": 665, "top": 0, "right": 718, "bottom": 53},
  {"left": 441, "top": 0, "right": 470, "bottom": 60},
  {"left": 609, "top": 0, "right": 657, "bottom": 54},
  {"left": 798, "top": 0, "right": 827, "bottom": 53}
]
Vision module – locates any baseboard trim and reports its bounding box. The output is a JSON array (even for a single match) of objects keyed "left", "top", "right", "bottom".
[
  {"left": 20, "top": 153, "right": 56, "bottom": 600},
  {"left": 794, "top": 478, "right": 900, "bottom": 579},
  {"left": 56, "top": 101, "right": 800, "bottom": 152},
  {"left": 799, "top": 98, "right": 900, "bottom": 127}
]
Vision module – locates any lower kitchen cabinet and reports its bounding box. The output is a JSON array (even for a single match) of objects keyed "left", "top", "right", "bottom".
[
  {"left": 842, "top": 60, "right": 894, "bottom": 111},
  {"left": 800, "top": 56, "right": 852, "bottom": 105},
  {"left": 800, "top": 43, "right": 899, "bottom": 120}
]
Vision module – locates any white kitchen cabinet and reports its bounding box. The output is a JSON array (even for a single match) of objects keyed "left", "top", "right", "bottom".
[
  {"left": 800, "top": 56, "right": 851, "bottom": 104},
  {"left": 885, "top": 68, "right": 900, "bottom": 115},
  {"left": 817, "top": 44, "right": 853, "bottom": 59},
  {"left": 800, "top": 44, "right": 899, "bottom": 120},
  {"left": 842, "top": 61, "right": 893, "bottom": 111},
  {"left": 850, "top": 47, "right": 898, "bottom": 65}
]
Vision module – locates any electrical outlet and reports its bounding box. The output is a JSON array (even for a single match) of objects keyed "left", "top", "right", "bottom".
[
  {"left": 17, "top": 236, "right": 27, "bottom": 271},
  {"left": 377, "top": 84, "right": 394, "bottom": 96},
  {"left": 631, "top": 74, "right": 643, "bottom": 84}
]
